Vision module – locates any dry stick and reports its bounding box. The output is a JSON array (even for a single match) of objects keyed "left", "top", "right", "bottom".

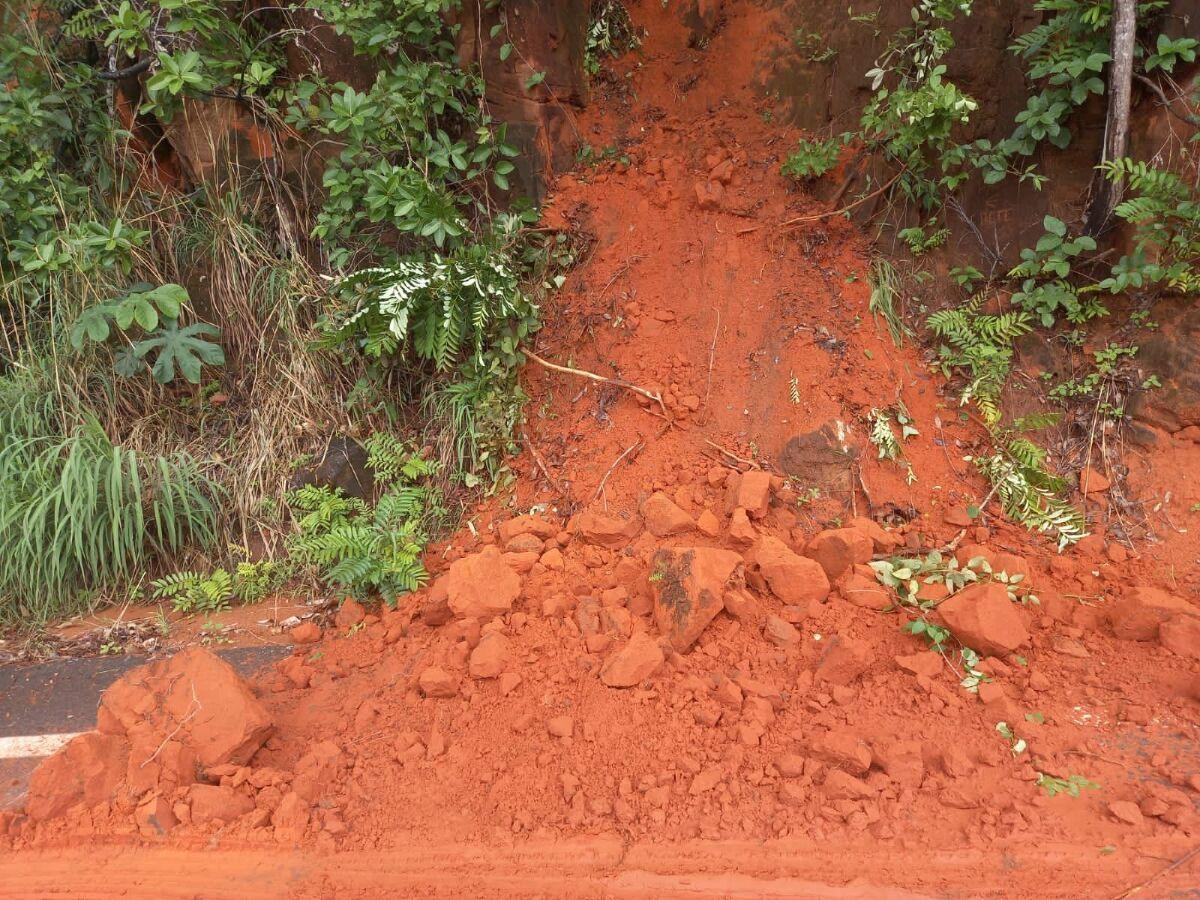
[
  {"left": 703, "top": 307, "right": 721, "bottom": 414},
  {"left": 942, "top": 462, "right": 1013, "bottom": 553},
  {"left": 1114, "top": 844, "right": 1200, "bottom": 899},
  {"left": 140, "top": 684, "right": 200, "bottom": 769},
  {"left": 779, "top": 171, "right": 902, "bottom": 229},
  {"left": 520, "top": 425, "right": 569, "bottom": 501},
  {"left": 704, "top": 439, "right": 761, "bottom": 471},
  {"left": 523, "top": 347, "right": 670, "bottom": 419},
  {"left": 593, "top": 439, "right": 645, "bottom": 505}
]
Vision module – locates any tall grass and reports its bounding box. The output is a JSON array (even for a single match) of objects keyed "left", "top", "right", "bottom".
[{"left": 0, "top": 376, "right": 219, "bottom": 626}]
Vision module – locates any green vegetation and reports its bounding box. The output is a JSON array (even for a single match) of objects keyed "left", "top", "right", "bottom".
[
  {"left": 0, "top": 0, "right": 569, "bottom": 626},
  {"left": 784, "top": 0, "right": 1200, "bottom": 550}
]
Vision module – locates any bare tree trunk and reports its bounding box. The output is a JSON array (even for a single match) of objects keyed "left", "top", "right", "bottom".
[{"left": 1084, "top": 0, "right": 1137, "bottom": 235}]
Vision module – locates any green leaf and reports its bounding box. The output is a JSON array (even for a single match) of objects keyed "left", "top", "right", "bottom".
[
  {"left": 1043, "top": 215, "right": 1067, "bottom": 237},
  {"left": 147, "top": 283, "right": 188, "bottom": 319},
  {"left": 524, "top": 70, "right": 546, "bottom": 90},
  {"left": 133, "top": 319, "right": 225, "bottom": 384},
  {"left": 499, "top": 42, "right": 513, "bottom": 61}
]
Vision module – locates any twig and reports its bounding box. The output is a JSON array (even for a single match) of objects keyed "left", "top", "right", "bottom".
[
  {"left": 593, "top": 439, "right": 644, "bottom": 504},
  {"left": 704, "top": 439, "right": 762, "bottom": 470},
  {"left": 942, "top": 462, "right": 1012, "bottom": 553},
  {"left": 1114, "top": 843, "right": 1200, "bottom": 899},
  {"left": 140, "top": 683, "right": 200, "bottom": 769},
  {"left": 1135, "top": 73, "right": 1200, "bottom": 126},
  {"left": 522, "top": 347, "right": 669, "bottom": 418},
  {"left": 779, "top": 171, "right": 902, "bottom": 229},
  {"left": 520, "top": 426, "right": 569, "bottom": 501},
  {"left": 703, "top": 307, "right": 721, "bottom": 414}
]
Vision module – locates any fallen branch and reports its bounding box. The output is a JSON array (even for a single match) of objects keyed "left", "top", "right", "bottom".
[
  {"left": 779, "top": 171, "right": 902, "bottom": 229},
  {"left": 520, "top": 425, "right": 570, "bottom": 501},
  {"left": 704, "top": 439, "right": 762, "bottom": 470},
  {"left": 1115, "top": 843, "right": 1200, "bottom": 899},
  {"left": 522, "top": 347, "right": 669, "bottom": 418},
  {"left": 593, "top": 439, "right": 644, "bottom": 504}
]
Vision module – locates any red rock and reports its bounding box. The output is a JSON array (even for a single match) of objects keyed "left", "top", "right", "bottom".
[
  {"left": 937, "top": 582, "right": 1030, "bottom": 657},
  {"left": 694, "top": 179, "right": 724, "bottom": 210},
  {"left": 187, "top": 783, "right": 254, "bottom": 824},
  {"left": 722, "top": 588, "right": 762, "bottom": 623},
  {"left": 895, "top": 651, "right": 942, "bottom": 679},
  {"left": 570, "top": 510, "right": 642, "bottom": 547},
  {"left": 1160, "top": 615, "right": 1200, "bottom": 658},
  {"left": 271, "top": 791, "right": 310, "bottom": 838},
  {"left": 725, "top": 470, "right": 772, "bottom": 518},
  {"left": 1108, "top": 800, "right": 1143, "bottom": 826},
  {"left": 335, "top": 598, "right": 365, "bottom": 630},
  {"left": 822, "top": 769, "right": 874, "bottom": 800},
  {"left": 540, "top": 547, "right": 565, "bottom": 570},
  {"left": 689, "top": 765, "right": 724, "bottom": 795},
  {"left": 498, "top": 514, "right": 558, "bottom": 545},
  {"left": 445, "top": 546, "right": 521, "bottom": 622},
  {"left": 288, "top": 621, "right": 322, "bottom": 644},
  {"left": 1080, "top": 466, "right": 1111, "bottom": 494},
  {"left": 847, "top": 517, "right": 902, "bottom": 553},
  {"left": 25, "top": 732, "right": 129, "bottom": 821},
  {"left": 953, "top": 544, "right": 1031, "bottom": 581},
  {"left": 942, "top": 507, "right": 973, "bottom": 528},
  {"left": 751, "top": 535, "right": 830, "bottom": 607},
  {"left": 600, "top": 632, "right": 665, "bottom": 687},
  {"left": 763, "top": 615, "right": 801, "bottom": 646},
  {"left": 97, "top": 648, "right": 272, "bottom": 770},
  {"left": 421, "top": 577, "right": 453, "bottom": 626},
  {"left": 696, "top": 509, "right": 721, "bottom": 537},
  {"left": 805, "top": 528, "right": 873, "bottom": 579},
  {"left": 875, "top": 740, "right": 924, "bottom": 787},
  {"left": 1109, "top": 587, "right": 1198, "bottom": 641},
  {"left": 135, "top": 795, "right": 178, "bottom": 837},
  {"left": 499, "top": 671, "right": 522, "bottom": 695},
  {"left": 501, "top": 550, "right": 538, "bottom": 574},
  {"left": 776, "top": 754, "right": 806, "bottom": 777},
  {"left": 505, "top": 532, "right": 545, "bottom": 554},
  {"left": 810, "top": 731, "right": 871, "bottom": 774},
  {"left": 468, "top": 632, "right": 510, "bottom": 679},
  {"left": 839, "top": 574, "right": 890, "bottom": 610},
  {"left": 650, "top": 546, "right": 744, "bottom": 651},
  {"left": 418, "top": 667, "right": 458, "bottom": 698},
  {"left": 814, "top": 635, "right": 872, "bottom": 686},
  {"left": 643, "top": 492, "right": 695, "bottom": 537},
  {"left": 728, "top": 508, "right": 758, "bottom": 545},
  {"left": 547, "top": 716, "right": 574, "bottom": 738}
]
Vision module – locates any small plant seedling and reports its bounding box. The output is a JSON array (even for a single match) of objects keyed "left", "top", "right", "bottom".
[
  {"left": 996, "top": 721, "right": 1027, "bottom": 757},
  {"left": 1037, "top": 773, "right": 1099, "bottom": 798}
]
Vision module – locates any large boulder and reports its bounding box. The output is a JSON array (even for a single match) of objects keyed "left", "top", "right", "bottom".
[
  {"left": 650, "top": 547, "right": 745, "bottom": 651},
  {"left": 98, "top": 647, "right": 272, "bottom": 771},
  {"left": 445, "top": 546, "right": 522, "bottom": 621},
  {"left": 937, "top": 583, "right": 1029, "bottom": 657}
]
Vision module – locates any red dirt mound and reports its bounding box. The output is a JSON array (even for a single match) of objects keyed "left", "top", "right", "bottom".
[{"left": 4, "top": 2, "right": 1199, "bottom": 896}]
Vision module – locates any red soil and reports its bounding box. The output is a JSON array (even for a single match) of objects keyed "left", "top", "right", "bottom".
[{"left": 4, "top": 3, "right": 1199, "bottom": 896}]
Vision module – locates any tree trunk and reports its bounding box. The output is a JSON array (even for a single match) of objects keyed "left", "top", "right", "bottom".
[{"left": 1084, "top": 0, "right": 1137, "bottom": 236}]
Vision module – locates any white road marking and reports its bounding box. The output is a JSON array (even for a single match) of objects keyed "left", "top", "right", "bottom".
[{"left": 0, "top": 732, "right": 83, "bottom": 760}]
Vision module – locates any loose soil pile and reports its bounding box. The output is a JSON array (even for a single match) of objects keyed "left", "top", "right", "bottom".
[{"left": 3, "top": 3, "right": 1198, "bottom": 896}]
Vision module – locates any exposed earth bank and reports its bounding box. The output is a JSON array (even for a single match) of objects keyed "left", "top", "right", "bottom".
[{"left": 3, "top": 3, "right": 1199, "bottom": 897}]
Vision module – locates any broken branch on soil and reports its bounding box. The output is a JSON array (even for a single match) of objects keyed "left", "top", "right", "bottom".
[
  {"left": 704, "top": 439, "right": 762, "bottom": 470},
  {"left": 779, "top": 171, "right": 903, "bottom": 229},
  {"left": 521, "top": 425, "right": 571, "bottom": 502},
  {"left": 594, "top": 438, "right": 645, "bottom": 505},
  {"left": 1115, "top": 843, "right": 1200, "bottom": 899},
  {"left": 523, "top": 347, "right": 669, "bottom": 418}
]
